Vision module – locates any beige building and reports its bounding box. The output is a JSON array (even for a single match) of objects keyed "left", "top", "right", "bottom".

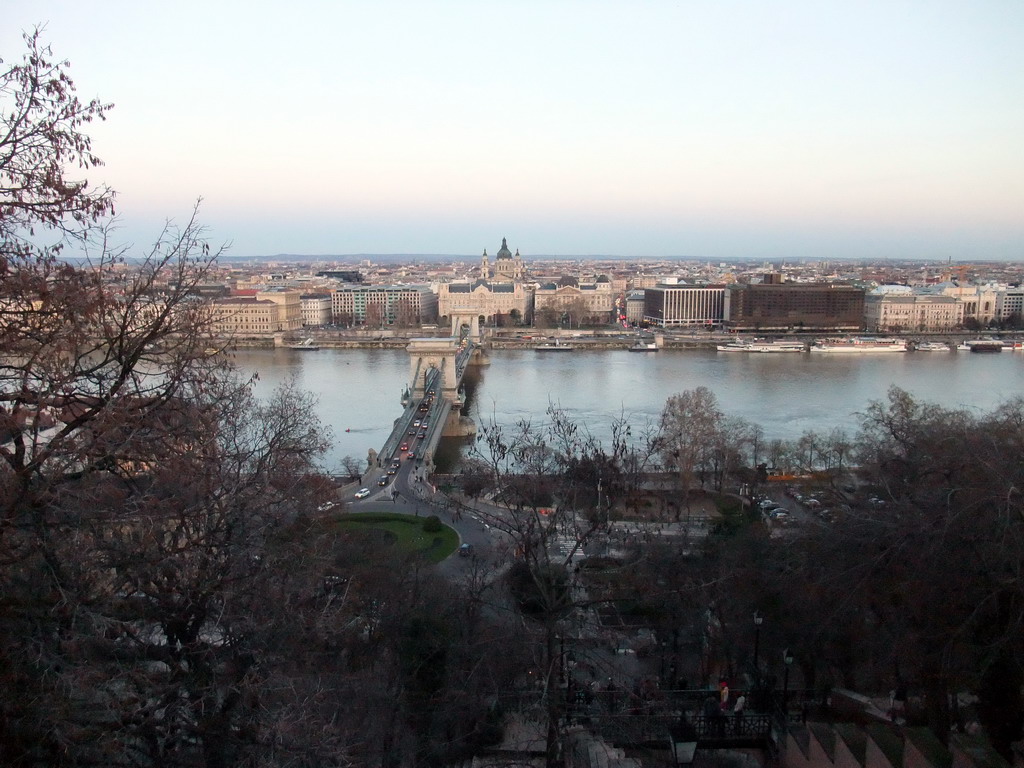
[
  {"left": 300, "top": 295, "right": 332, "bottom": 326},
  {"left": 533, "top": 278, "right": 615, "bottom": 323},
  {"left": 865, "top": 293, "right": 963, "bottom": 332},
  {"left": 937, "top": 283, "right": 999, "bottom": 325},
  {"left": 437, "top": 280, "right": 532, "bottom": 326},
  {"left": 212, "top": 289, "right": 303, "bottom": 336}
]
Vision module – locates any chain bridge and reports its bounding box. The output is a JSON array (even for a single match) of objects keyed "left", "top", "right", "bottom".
[{"left": 376, "top": 319, "right": 488, "bottom": 470}]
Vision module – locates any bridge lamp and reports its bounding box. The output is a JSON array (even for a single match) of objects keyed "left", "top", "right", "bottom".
[{"left": 669, "top": 721, "right": 699, "bottom": 765}]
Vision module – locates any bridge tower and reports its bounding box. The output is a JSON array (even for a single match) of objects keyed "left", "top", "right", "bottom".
[
  {"left": 449, "top": 312, "right": 482, "bottom": 341},
  {"left": 406, "top": 337, "right": 477, "bottom": 438}
]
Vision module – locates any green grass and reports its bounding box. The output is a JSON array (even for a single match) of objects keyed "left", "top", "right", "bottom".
[{"left": 334, "top": 513, "right": 459, "bottom": 563}]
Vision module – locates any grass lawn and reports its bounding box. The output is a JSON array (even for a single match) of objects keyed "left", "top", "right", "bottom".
[{"left": 334, "top": 513, "right": 459, "bottom": 563}]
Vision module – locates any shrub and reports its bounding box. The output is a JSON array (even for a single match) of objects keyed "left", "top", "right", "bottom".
[{"left": 422, "top": 515, "right": 442, "bottom": 533}]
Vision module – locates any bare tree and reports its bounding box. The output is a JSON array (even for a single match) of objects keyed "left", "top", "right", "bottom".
[{"left": 657, "top": 386, "right": 723, "bottom": 514}]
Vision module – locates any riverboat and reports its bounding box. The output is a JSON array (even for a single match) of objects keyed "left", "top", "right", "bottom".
[
  {"left": 287, "top": 338, "right": 320, "bottom": 350},
  {"left": 534, "top": 339, "right": 573, "bottom": 352},
  {"left": 957, "top": 339, "right": 1003, "bottom": 353},
  {"left": 717, "top": 340, "right": 806, "bottom": 353},
  {"left": 628, "top": 341, "right": 658, "bottom": 352},
  {"left": 913, "top": 342, "right": 952, "bottom": 352},
  {"left": 809, "top": 337, "right": 908, "bottom": 353}
]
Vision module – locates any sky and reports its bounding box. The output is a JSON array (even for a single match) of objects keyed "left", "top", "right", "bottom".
[{"left": 4, "top": 1, "right": 1023, "bottom": 261}]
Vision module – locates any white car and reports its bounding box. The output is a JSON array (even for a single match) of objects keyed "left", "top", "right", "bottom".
[
  {"left": 354, "top": 488, "right": 371, "bottom": 499},
  {"left": 317, "top": 501, "right": 336, "bottom": 512}
]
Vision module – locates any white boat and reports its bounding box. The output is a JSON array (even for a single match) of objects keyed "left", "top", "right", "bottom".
[
  {"left": 717, "top": 340, "right": 806, "bottom": 353},
  {"left": 628, "top": 341, "right": 658, "bottom": 352},
  {"left": 287, "top": 338, "right": 320, "bottom": 350},
  {"left": 913, "top": 342, "right": 952, "bottom": 352},
  {"left": 809, "top": 337, "right": 908, "bottom": 353},
  {"left": 535, "top": 339, "right": 573, "bottom": 351}
]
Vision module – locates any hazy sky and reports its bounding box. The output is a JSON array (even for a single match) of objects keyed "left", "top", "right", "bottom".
[{"left": 5, "top": 1, "right": 1023, "bottom": 260}]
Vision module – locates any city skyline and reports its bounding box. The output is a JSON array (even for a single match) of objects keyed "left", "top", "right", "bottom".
[{"left": 4, "top": 1, "right": 1023, "bottom": 261}]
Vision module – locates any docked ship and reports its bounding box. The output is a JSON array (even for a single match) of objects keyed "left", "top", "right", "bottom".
[
  {"left": 287, "top": 338, "right": 320, "bottom": 350},
  {"left": 957, "top": 339, "right": 1003, "bottom": 353},
  {"left": 913, "top": 341, "right": 952, "bottom": 352},
  {"left": 535, "top": 339, "right": 573, "bottom": 352},
  {"left": 717, "top": 339, "right": 806, "bottom": 353},
  {"left": 628, "top": 340, "right": 659, "bottom": 352},
  {"left": 809, "top": 337, "right": 908, "bottom": 353}
]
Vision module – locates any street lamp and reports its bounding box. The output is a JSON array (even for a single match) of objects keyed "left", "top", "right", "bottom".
[
  {"left": 782, "top": 649, "right": 794, "bottom": 716},
  {"left": 753, "top": 611, "right": 763, "bottom": 673},
  {"left": 669, "top": 720, "right": 699, "bottom": 765}
]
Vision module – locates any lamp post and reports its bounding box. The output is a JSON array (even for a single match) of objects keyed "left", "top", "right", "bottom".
[
  {"left": 669, "top": 720, "right": 699, "bottom": 766},
  {"left": 782, "top": 649, "right": 793, "bottom": 717},
  {"left": 753, "top": 611, "right": 763, "bottom": 673}
]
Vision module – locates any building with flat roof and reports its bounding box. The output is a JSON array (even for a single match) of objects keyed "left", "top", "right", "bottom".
[
  {"left": 724, "top": 282, "right": 864, "bottom": 332},
  {"left": 865, "top": 293, "right": 963, "bottom": 333},
  {"left": 330, "top": 285, "right": 437, "bottom": 328},
  {"left": 212, "top": 289, "right": 303, "bottom": 336},
  {"left": 643, "top": 284, "right": 726, "bottom": 327}
]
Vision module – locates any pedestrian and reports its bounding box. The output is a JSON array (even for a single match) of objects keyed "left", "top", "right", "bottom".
[{"left": 733, "top": 693, "right": 746, "bottom": 734}]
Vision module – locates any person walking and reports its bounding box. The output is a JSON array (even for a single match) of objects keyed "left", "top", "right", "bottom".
[{"left": 732, "top": 693, "right": 747, "bottom": 734}]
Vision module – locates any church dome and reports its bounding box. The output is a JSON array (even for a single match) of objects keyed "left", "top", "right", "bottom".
[{"left": 496, "top": 237, "right": 513, "bottom": 260}]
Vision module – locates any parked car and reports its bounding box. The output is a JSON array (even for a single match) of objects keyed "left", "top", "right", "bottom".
[
  {"left": 354, "top": 488, "right": 371, "bottom": 499},
  {"left": 458, "top": 543, "right": 473, "bottom": 557},
  {"left": 317, "top": 501, "right": 336, "bottom": 512}
]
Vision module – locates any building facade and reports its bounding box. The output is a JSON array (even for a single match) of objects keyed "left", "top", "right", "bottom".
[
  {"left": 437, "top": 280, "right": 532, "bottom": 326},
  {"left": 724, "top": 283, "right": 865, "bottom": 332},
  {"left": 864, "top": 293, "right": 963, "bottom": 332},
  {"left": 995, "top": 286, "right": 1024, "bottom": 324},
  {"left": 533, "top": 278, "right": 615, "bottom": 323},
  {"left": 330, "top": 285, "right": 438, "bottom": 328},
  {"left": 212, "top": 289, "right": 303, "bottom": 336},
  {"left": 643, "top": 284, "right": 726, "bottom": 327},
  {"left": 300, "top": 295, "right": 332, "bottom": 326}
]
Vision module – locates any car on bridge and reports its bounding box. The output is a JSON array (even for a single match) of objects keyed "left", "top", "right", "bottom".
[
  {"left": 399, "top": 442, "right": 409, "bottom": 451},
  {"left": 406, "top": 451, "right": 415, "bottom": 459},
  {"left": 354, "top": 488, "right": 371, "bottom": 499},
  {"left": 418, "top": 431, "right": 427, "bottom": 438}
]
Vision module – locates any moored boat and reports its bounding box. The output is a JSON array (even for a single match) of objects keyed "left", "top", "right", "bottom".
[
  {"left": 535, "top": 339, "right": 573, "bottom": 351},
  {"left": 287, "top": 338, "right": 320, "bottom": 350},
  {"left": 717, "top": 339, "right": 806, "bottom": 353},
  {"left": 913, "top": 341, "right": 952, "bottom": 352},
  {"left": 958, "top": 339, "right": 1003, "bottom": 353},
  {"left": 810, "top": 337, "right": 907, "bottom": 353},
  {"left": 628, "top": 341, "right": 658, "bottom": 352}
]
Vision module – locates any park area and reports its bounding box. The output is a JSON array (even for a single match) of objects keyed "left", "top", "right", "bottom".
[{"left": 334, "top": 513, "right": 459, "bottom": 563}]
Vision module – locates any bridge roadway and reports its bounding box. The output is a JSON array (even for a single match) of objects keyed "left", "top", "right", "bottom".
[{"left": 377, "top": 338, "right": 474, "bottom": 471}]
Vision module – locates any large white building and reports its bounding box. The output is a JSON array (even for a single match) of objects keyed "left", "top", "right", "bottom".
[
  {"left": 643, "top": 284, "right": 726, "bottom": 327},
  {"left": 864, "top": 293, "right": 963, "bottom": 332}
]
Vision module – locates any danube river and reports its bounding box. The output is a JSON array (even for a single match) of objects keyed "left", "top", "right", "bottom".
[{"left": 230, "top": 346, "right": 1021, "bottom": 472}]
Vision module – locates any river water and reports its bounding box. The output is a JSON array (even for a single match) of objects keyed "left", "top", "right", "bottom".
[{"left": 230, "top": 347, "right": 1021, "bottom": 472}]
